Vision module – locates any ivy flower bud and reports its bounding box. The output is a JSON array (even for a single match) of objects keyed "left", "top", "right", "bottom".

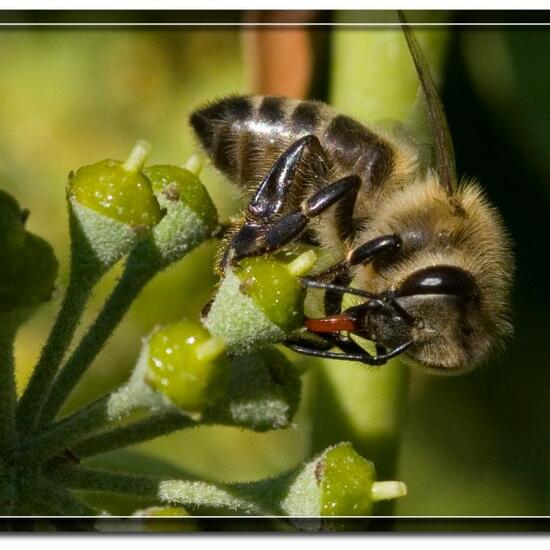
[
  {"left": 204, "top": 250, "right": 317, "bottom": 355},
  {"left": 125, "top": 164, "right": 218, "bottom": 271},
  {"left": 67, "top": 141, "right": 161, "bottom": 277},
  {"left": 205, "top": 346, "right": 301, "bottom": 431},
  {"left": 282, "top": 442, "right": 407, "bottom": 522},
  {"left": 132, "top": 506, "right": 197, "bottom": 532},
  {"left": 0, "top": 191, "right": 58, "bottom": 319},
  {"left": 145, "top": 320, "right": 230, "bottom": 414},
  {"left": 146, "top": 165, "right": 217, "bottom": 232},
  {"left": 0, "top": 190, "right": 26, "bottom": 255}
]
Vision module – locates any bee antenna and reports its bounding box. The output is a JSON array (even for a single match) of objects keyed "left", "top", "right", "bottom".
[{"left": 398, "top": 10, "right": 458, "bottom": 196}]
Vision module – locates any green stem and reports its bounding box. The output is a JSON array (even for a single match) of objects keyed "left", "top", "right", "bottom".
[
  {"left": 47, "top": 465, "right": 264, "bottom": 515},
  {"left": 0, "top": 320, "right": 19, "bottom": 452},
  {"left": 16, "top": 276, "right": 93, "bottom": 435},
  {"left": 15, "top": 395, "right": 111, "bottom": 465},
  {"left": 47, "top": 464, "right": 159, "bottom": 497},
  {"left": 73, "top": 410, "right": 193, "bottom": 458},
  {"left": 39, "top": 265, "right": 156, "bottom": 426},
  {"left": 19, "top": 474, "right": 98, "bottom": 516}
]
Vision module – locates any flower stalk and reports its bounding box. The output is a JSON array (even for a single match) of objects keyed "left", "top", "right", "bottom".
[{"left": 0, "top": 319, "right": 19, "bottom": 451}]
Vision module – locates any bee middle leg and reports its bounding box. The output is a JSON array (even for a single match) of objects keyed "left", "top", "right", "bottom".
[{"left": 306, "top": 234, "right": 402, "bottom": 315}]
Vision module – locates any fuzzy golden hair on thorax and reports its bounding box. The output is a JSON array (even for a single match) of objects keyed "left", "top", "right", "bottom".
[
  {"left": 350, "top": 172, "right": 513, "bottom": 372},
  {"left": 354, "top": 173, "right": 513, "bottom": 372}
]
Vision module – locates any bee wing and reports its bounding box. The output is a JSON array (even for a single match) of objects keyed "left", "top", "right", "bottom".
[{"left": 399, "top": 11, "right": 457, "bottom": 196}]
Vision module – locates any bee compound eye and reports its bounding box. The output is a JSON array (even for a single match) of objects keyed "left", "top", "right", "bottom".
[{"left": 397, "top": 265, "right": 479, "bottom": 303}]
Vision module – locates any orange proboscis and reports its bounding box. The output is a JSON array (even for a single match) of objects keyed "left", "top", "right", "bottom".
[{"left": 305, "top": 314, "right": 357, "bottom": 333}]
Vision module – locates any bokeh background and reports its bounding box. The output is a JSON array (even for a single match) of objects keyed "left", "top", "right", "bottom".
[{"left": 1, "top": 11, "right": 548, "bottom": 518}]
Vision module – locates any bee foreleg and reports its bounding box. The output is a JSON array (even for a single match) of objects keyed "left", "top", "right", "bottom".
[{"left": 285, "top": 334, "right": 412, "bottom": 366}]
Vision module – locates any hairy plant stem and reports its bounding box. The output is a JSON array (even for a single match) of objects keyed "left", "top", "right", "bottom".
[
  {"left": 38, "top": 265, "right": 156, "bottom": 426},
  {"left": 0, "top": 320, "right": 19, "bottom": 452},
  {"left": 20, "top": 473, "right": 99, "bottom": 516},
  {"left": 73, "top": 410, "right": 192, "bottom": 458},
  {"left": 46, "top": 465, "right": 266, "bottom": 515},
  {"left": 16, "top": 275, "right": 93, "bottom": 435},
  {"left": 15, "top": 395, "right": 112, "bottom": 465},
  {"left": 309, "top": 13, "right": 451, "bottom": 510},
  {"left": 47, "top": 464, "right": 160, "bottom": 497}
]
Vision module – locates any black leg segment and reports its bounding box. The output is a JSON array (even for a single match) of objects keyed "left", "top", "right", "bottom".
[
  {"left": 347, "top": 234, "right": 401, "bottom": 266},
  {"left": 247, "top": 135, "right": 320, "bottom": 221},
  {"left": 303, "top": 175, "right": 361, "bottom": 217},
  {"left": 226, "top": 136, "right": 363, "bottom": 265},
  {"left": 285, "top": 337, "right": 412, "bottom": 366},
  {"left": 264, "top": 212, "right": 308, "bottom": 252},
  {"left": 302, "top": 233, "right": 402, "bottom": 315}
]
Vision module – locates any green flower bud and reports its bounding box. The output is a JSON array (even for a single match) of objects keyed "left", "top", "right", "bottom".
[
  {"left": 234, "top": 255, "right": 308, "bottom": 332},
  {"left": 67, "top": 141, "right": 161, "bottom": 277},
  {"left": 145, "top": 320, "right": 230, "bottom": 414},
  {"left": 68, "top": 142, "right": 161, "bottom": 229},
  {"left": 0, "top": 190, "right": 26, "bottom": 255},
  {"left": 282, "top": 443, "right": 406, "bottom": 521},
  {"left": 204, "top": 346, "right": 301, "bottom": 431},
  {"left": 204, "top": 250, "right": 317, "bottom": 355},
  {"left": 0, "top": 191, "right": 58, "bottom": 317},
  {"left": 122, "top": 164, "right": 218, "bottom": 273},
  {"left": 145, "top": 165, "right": 217, "bottom": 232},
  {"left": 1, "top": 233, "right": 59, "bottom": 315},
  {"left": 319, "top": 443, "right": 405, "bottom": 516},
  {"left": 133, "top": 506, "right": 197, "bottom": 532}
]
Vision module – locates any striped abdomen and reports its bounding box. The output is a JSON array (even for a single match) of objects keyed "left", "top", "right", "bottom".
[{"left": 190, "top": 95, "right": 395, "bottom": 194}]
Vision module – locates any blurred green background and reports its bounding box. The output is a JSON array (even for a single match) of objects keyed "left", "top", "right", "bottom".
[{"left": 1, "top": 16, "right": 548, "bottom": 517}]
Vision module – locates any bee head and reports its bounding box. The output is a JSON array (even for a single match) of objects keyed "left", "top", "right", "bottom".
[
  {"left": 306, "top": 263, "right": 509, "bottom": 373},
  {"left": 389, "top": 265, "right": 488, "bottom": 373}
]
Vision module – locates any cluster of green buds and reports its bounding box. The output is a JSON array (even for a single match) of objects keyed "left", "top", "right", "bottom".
[
  {"left": 19, "top": 142, "right": 222, "bottom": 430},
  {"left": 66, "top": 142, "right": 218, "bottom": 284}
]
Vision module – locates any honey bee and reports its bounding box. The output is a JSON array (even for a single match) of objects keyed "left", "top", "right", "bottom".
[{"left": 190, "top": 22, "right": 513, "bottom": 373}]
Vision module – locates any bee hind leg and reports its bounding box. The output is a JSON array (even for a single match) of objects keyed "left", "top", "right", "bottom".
[
  {"left": 229, "top": 147, "right": 361, "bottom": 263},
  {"left": 261, "top": 174, "right": 362, "bottom": 253},
  {"left": 226, "top": 135, "right": 325, "bottom": 266}
]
